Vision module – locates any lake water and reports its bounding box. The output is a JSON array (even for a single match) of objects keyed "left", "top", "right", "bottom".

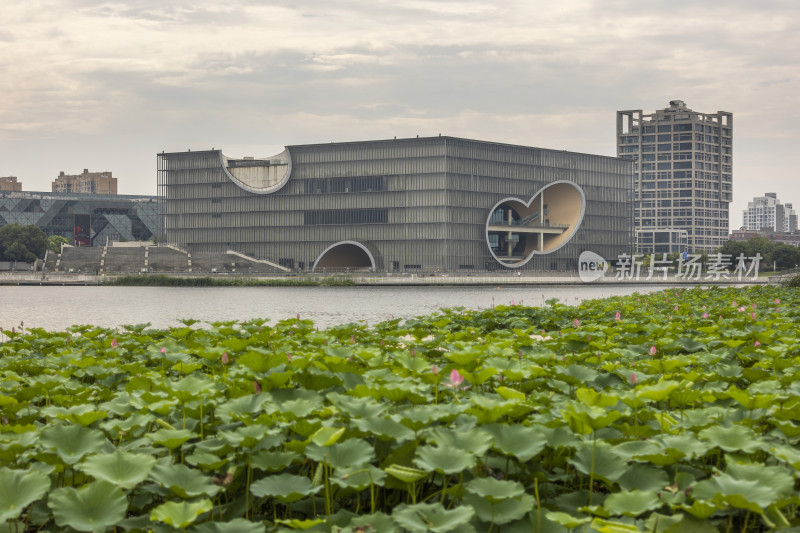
[{"left": 1, "top": 284, "right": 675, "bottom": 332}]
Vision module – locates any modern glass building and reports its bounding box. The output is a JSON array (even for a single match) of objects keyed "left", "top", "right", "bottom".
[
  {"left": 617, "top": 100, "right": 733, "bottom": 255},
  {"left": 0, "top": 191, "right": 162, "bottom": 246},
  {"left": 158, "top": 136, "right": 633, "bottom": 272}
]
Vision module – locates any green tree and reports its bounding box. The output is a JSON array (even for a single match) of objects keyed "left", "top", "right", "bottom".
[
  {"left": 0, "top": 223, "right": 48, "bottom": 262},
  {"left": 771, "top": 244, "right": 800, "bottom": 270},
  {"left": 48, "top": 235, "right": 70, "bottom": 253},
  {"left": 718, "top": 240, "right": 748, "bottom": 258}
]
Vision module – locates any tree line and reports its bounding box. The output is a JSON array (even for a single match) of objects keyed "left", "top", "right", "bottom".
[{"left": 0, "top": 224, "right": 68, "bottom": 263}]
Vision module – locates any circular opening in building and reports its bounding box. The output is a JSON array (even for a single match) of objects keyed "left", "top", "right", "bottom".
[
  {"left": 313, "top": 241, "right": 375, "bottom": 272},
  {"left": 486, "top": 181, "right": 585, "bottom": 268}
]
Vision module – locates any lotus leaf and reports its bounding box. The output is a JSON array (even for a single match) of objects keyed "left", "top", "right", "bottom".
[
  {"left": 414, "top": 445, "right": 476, "bottom": 474},
  {"left": 190, "top": 518, "right": 267, "bottom": 533},
  {"left": 151, "top": 499, "right": 213, "bottom": 528},
  {"left": 148, "top": 463, "right": 221, "bottom": 499},
  {"left": 249, "top": 472, "right": 321, "bottom": 502},
  {"left": 39, "top": 423, "right": 108, "bottom": 464},
  {"left": 392, "top": 502, "right": 475, "bottom": 533},
  {"left": 603, "top": 489, "right": 661, "bottom": 516},
  {"left": 698, "top": 424, "right": 764, "bottom": 453},
  {"left": 691, "top": 472, "right": 778, "bottom": 513},
  {"left": 462, "top": 492, "right": 534, "bottom": 525},
  {"left": 0, "top": 467, "right": 51, "bottom": 521},
  {"left": 77, "top": 450, "right": 157, "bottom": 489},
  {"left": 483, "top": 423, "right": 547, "bottom": 462},
  {"left": 47, "top": 480, "right": 128, "bottom": 532}
]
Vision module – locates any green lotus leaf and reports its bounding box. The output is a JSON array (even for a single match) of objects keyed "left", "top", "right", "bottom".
[
  {"left": 185, "top": 451, "right": 229, "bottom": 470},
  {"left": 635, "top": 381, "right": 680, "bottom": 402},
  {"left": 250, "top": 450, "right": 300, "bottom": 472},
  {"left": 465, "top": 477, "right": 525, "bottom": 503},
  {"left": 562, "top": 403, "right": 623, "bottom": 434},
  {"left": 483, "top": 423, "right": 547, "bottom": 462},
  {"left": 328, "top": 392, "right": 387, "bottom": 418},
  {"left": 576, "top": 387, "right": 618, "bottom": 407},
  {"left": 190, "top": 518, "right": 266, "bottom": 533},
  {"left": 545, "top": 511, "right": 591, "bottom": 528},
  {"left": 616, "top": 464, "right": 669, "bottom": 492},
  {"left": 170, "top": 375, "right": 216, "bottom": 402},
  {"left": 250, "top": 473, "right": 321, "bottom": 503},
  {"left": 568, "top": 443, "right": 627, "bottom": 483},
  {"left": 215, "top": 395, "right": 268, "bottom": 424},
  {"left": 603, "top": 489, "right": 662, "bottom": 516},
  {"left": 384, "top": 464, "right": 428, "bottom": 484},
  {"left": 343, "top": 512, "right": 399, "bottom": 533},
  {"left": 151, "top": 499, "right": 212, "bottom": 528},
  {"left": 692, "top": 473, "right": 777, "bottom": 514},
  {"left": 698, "top": 424, "right": 763, "bottom": 453},
  {"left": 39, "top": 423, "right": 107, "bottom": 465},
  {"left": 463, "top": 492, "right": 534, "bottom": 525},
  {"left": 414, "top": 445, "right": 476, "bottom": 474},
  {"left": 77, "top": 450, "right": 157, "bottom": 489},
  {"left": 771, "top": 443, "right": 800, "bottom": 470},
  {"left": 147, "top": 428, "right": 196, "bottom": 450},
  {"left": 0, "top": 468, "right": 51, "bottom": 521},
  {"left": 352, "top": 416, "right": 416, "bottom": 442},
  {"left": 148, "top": 463, "right": 221, "bottom": 499},
  {"left": 307, "top": 437, "right": 374, "bottom": 468},
  {"left": 332, "top": 465, "right": 387, "bottom": 491},
  {"left": 274, "top": 518, "right": 326, "bottom": 530},
  {"left": 392, "top": 502, "right": 474, "bottom": 533},
  {"left": 590, "top": 517, "right": 642, "bottom": 533},
  {"left": 558, "top": 364, "right": 598, "bottom": 386},
  {"left": 309, "top": 426, "right": 345, "bottom": 447},
  {"left": 726, "top": 462, "right": 794, "bottom": 498},
  {"left": 48, "top": 480, "right": 128, "bottom": 532},
  {"left": 424, "top": 427, "right": 493, "bottom": 456}
]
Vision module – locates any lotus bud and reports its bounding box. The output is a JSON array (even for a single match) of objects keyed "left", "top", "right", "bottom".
[
  {"left": 650, "top": 345, "right": 657, "bottom": 356},
  {"left": 615, "top": 311, "right": 621, "bottom": 321},
  {"left": 432, "top": 364, "right": 439, "bottom": 375},
  {"left": 111, "top": 338, "right": 118, "bottom": 349},
  {"left": 221, "top": 352, "right": 229, "bottom": 364},
  {"left": 160, "top": 347, "right": 166, "bottom": 353},
  {"left": 253, "top": 380, "right": 261, "bottom": 394}
]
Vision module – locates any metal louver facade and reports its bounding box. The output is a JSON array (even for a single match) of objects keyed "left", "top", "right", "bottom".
[{"left": 158, "top": 136, "right": 633, "bottom": 272}]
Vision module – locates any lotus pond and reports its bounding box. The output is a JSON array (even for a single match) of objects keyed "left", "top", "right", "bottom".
[{"left": 1, "top": 285, "right": 800, "bottom": 532}]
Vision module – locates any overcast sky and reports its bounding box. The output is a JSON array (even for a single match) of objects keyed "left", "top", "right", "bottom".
[{"left": 1, "top": 0, "right": 798, "bottom": 225}]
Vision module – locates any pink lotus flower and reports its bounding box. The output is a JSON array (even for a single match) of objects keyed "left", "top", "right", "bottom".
[
  {"left": 111, "top": 338, "right": 118, "bottom": 349},
  {"left": 630, "top": 373, "right": 638, "bottom": 385},
  {"left": 732, "top": 301, "right": 737, "bottom": 306},
  {"left": 615, "top": 311, "right": 621, "bottom": 321},
  {"left": 738, "top": 306, "right": 745, "bottom": 312},
  {"left": 702, "top": 305, "right": 707, "bottom": 309},
  {"left": 221, "top": 352, "right": 229, "bottom": 364},
  {"left": 650, "top": 345, "right": 657, "bottom": 356},
  {"left": 253, "top": 380, "right": 261, "bottom": 394},
  {"left": 752, "top": 303, "right": 757, "bottom": 309},
  {"left": 776, "top": 307, "right": 781, "bottom": 312},
  {"left": 160, "top": 347, "right": 166, "bottom": 354},
  {"left": 751, "top": 312, "right": 756, "bottom": 320},
  {"left": 573, "top": 318, "right": 580, "bottom": 328},
  {"left": 703, "top": 312, "right": 709, "bottom": 319},
  {"left": 775, "top": 299, "right": 781, "bottom": 305},
  {"left": 674, "top": 305, "right": 679, "bottom": 311},
  {"left": 286, "top": 353, "right": 292, "bottom": 362},
  {"left": 432, "top": 364, "right": 439, "bottom": 375},
  {"left": 754, "top": 341, "right": 760, "bottom": 347},
  {"left": 448, "top": 369, "right": 464, "bottom": 389}
]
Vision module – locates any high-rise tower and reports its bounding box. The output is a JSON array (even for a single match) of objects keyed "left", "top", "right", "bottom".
[{"left": 617, "top": 100, "right": 732, "bottom": 254}]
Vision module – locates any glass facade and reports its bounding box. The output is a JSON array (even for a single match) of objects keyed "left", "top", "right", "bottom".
[
  {"left": 0, "top": 191, "right": 162, "bottom": 245},
  {"left": 158, "top": 136, "right": 633, "bottom": 272}
]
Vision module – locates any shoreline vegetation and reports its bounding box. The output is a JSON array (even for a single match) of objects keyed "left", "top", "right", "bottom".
[
  {"left": 101, "top": 274, "right": 357, "bottom": 287},
  {"left": 1, "top": 285, "right": 800, "bottom": 531}
]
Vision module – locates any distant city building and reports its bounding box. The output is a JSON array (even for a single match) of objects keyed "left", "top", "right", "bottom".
[
  {"left": 0, "top": 176, "right": 22, "bottom": 192},
  {"left": 742, "top": 192, "right": 797, "bottom": 233},
  {"left": 0, "top": 191, "right": 161, "bottom": 246},
  {"left": 158, "top": 136, "right": 634, "bottom": 272},
  {"left": 52, "top": 169, "right": 118, "bottom": 195},
  {"left": 617, "top": 100, "right": 733, "bottom": 254},
  {"left": 730, "top": 228, "right": 800, "bottom": 247}
]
